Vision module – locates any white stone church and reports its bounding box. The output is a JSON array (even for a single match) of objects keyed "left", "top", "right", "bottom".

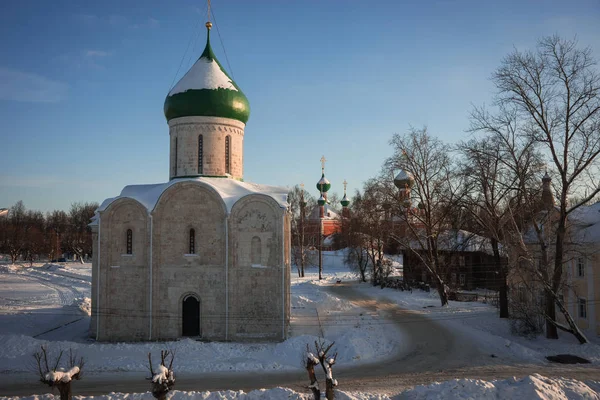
[{"left": 89, "top": 22, "right": 291, "bottom": 342}]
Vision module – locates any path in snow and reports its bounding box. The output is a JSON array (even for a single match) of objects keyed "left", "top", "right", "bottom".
[
  {"left": 0, "top": 265, "right": 90, "bottom": 339},
  {"left": 2, "top": 282, "right": 600, "bottom": 396}
]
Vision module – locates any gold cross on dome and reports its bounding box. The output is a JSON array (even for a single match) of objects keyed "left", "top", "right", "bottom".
[
  {"left": 320, "top": 155, "right": 327, "bottom": 173},
  {"left": 343, "top": 179, "right": 347, "bottom": 194}
]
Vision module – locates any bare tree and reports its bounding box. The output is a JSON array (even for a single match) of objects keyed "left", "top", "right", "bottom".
[
  {"left": 147, "top": 350, "right": 175, "bottom": 400},
  {"left": 46, "top": 210, "right": 69, "bottom": 261},
  {"left": 23, "top": 210, "right": 46, "bottom": 266},
  {"left": 459, "top": 112, "right": 544, "bottom": 318},
  {"left": 492, "top": 35, "right": 600, "bottom": 340},
  {"left": 288, "top": 185, "right": 317, "bottom": 277},
  {"left": 3, "top": 201, "right": 26, "bottom": 263},
  {"left": 344, "top": 191, "right": 373, "bottom": 282},
  {"left": 385, "top": 127, "right": 465, "bottom": 306},
  {"left": 63, "top": 202, "right": 98, "bottom": 263},
  {"left": 33, "top": 345, "right": 84, "bottom": 400},
  {"left": 304, "top": 341, "right": 338, "bottom": 400}
]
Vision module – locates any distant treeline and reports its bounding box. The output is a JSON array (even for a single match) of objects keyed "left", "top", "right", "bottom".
[{"left": 0, "top": 200, "right": 98, "bottom": 264}]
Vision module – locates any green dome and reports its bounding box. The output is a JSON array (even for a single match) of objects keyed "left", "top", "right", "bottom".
[
  {"left": 318, "top": 196, "right": 326, "bottom": 206},
  {"left": 164, "top": 27, "right": 250, "bottom": 124},
  {"left": 316, "top": 174, "right": 331, "bottom": 193},
  {"left": 341, "top": 194, "right": 350, "bottom": 207}
]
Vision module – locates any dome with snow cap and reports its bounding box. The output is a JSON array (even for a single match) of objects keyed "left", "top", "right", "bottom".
[
  {"left": 341, "top": 193, "right": 350, "bottom": 207},
  {"left": 316, "top": 174, "right": 331, "bottom": 193},
  {"left": 164, "top": 23, "right": 250, "bottom": 123},
  {"left": 394, "top": 170, "right": 414, "bottom": 189}
]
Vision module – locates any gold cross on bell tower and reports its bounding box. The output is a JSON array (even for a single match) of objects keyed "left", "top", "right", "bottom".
[
  {"left": 320, "top": 155, "right": 327, "bottom": 174},
  {"left": 343, "top": 179, "right": 348, "bottom": 195}
]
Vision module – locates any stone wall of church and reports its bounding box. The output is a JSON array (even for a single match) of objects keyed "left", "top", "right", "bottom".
[
  {"left": 94, "top": 198, "right": 150, "bottom": 341},
  {"left": 169, "top": 116, "right": 245, "bottom": 180},
  {"left": 228, "top": 194, "right": 290, "bottom": 341},
  {"left": 152, "top": 181, "right": 227, "bottom": 340}
]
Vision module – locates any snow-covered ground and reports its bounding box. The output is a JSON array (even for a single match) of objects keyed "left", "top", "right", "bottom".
[
  {"left": 1, "top": 253, "right": 599, "bottom": 399},
  {"left": 0, "top": 259, "right": 404, "bottom": 376},
  {"left": 3, "top": 374, "right": 600, "bottom": 399}
]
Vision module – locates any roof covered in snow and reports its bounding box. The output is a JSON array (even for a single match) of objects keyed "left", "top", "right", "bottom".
[
  {"left": 164, "top": 25, "right": 250, "bottom": 123},
  {"left": 570, "top": 201, "right": 600, "bottom": 243},
  {"left": 308, "top": 203, "right": 340, "bottom": 220},
  {"left": 91, "top": 177, "right": 288, "bottom": 224}
]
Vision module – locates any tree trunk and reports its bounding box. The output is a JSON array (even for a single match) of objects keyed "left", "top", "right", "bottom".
[
  {"left": 435, "top": 275, "right": 448, "bottom": 306},
  {"left": 498, "top": 276, "right": 509, "bottom": 319},
  {"left": 492, "top": 239, "right": 509, "bottom": 318},
  {"left": 544, "top": 289, "right": 558, "bottom": 339},
  {"left": 546, "top": 214, "right": 567, "bottom": 340},
  {"left": 57, "top": 382, "right": 72, "bottom": 400},
  {"left": 325, "top": 378, "right": 336, "bottom": 400},
  {"left": 306, "top": 362, "right": 320, "bottom": 400},
  {"left": 553, "top": 294, "right": 588, "bottom": 344}
]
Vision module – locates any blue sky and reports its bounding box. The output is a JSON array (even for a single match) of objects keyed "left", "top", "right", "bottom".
[{"left": 1, "top": 0, "right": 599, "bottom": 212}]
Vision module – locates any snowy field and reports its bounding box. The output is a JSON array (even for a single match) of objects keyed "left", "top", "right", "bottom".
[{"left": 0, "top": 253, "right": 599, "bottom": 398}]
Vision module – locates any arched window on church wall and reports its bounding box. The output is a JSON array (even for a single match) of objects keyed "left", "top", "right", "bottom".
[
  {"left": 225, "top": 135, "right": 231, "bottom": 174},
  {"left": 189, "top": 229, "right": 196, "bottom": 254},
  {"left": 251, "top": 236, "right": 261, "bottom": 266},
  {"left": 126, "top": 229, "right": 133, "bottom": 254},
  {"left": 197, "top": 135, "right": 203, "bottom": 174}
]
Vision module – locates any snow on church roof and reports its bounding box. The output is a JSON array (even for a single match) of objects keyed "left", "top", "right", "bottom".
[
  {"left": 168, "top": 57, "right": 237, "bottom": 95},
  {"left": 93, "top": 177, "right": 288, "bottom": 223}
]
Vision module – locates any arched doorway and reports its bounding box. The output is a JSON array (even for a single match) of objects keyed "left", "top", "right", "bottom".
[{"left": 182, "top": 295, "right": 200, "bottom": 337}]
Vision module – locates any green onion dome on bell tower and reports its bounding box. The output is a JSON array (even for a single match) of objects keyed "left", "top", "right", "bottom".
[
  {"left": 316, "top": 174, "right": 331, "bottom": 193},
  {"left": 164, "top": 22, "right": 250, "bottom": 124}
]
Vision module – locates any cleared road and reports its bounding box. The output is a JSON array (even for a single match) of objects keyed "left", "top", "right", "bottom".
[{"left": 1, "top": 283, "right": 599, "bottom": 396}]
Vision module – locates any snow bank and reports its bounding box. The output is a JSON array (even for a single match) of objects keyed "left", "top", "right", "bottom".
[
  {"left": 400, "top": 374, "right": 600, "bottom": 400},
  {"left": 1, "top": 375, "right": 599, "bottom": 399},
  {"left": 75, "top": 297, "right": 91, "bottom": 316}
]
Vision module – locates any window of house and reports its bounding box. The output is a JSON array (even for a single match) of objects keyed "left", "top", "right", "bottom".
[
  {"left": 126, "top": 229, "right": 133, "bottom": 255},
  {"left": 451, "top": 273, "right": 457, "bottom": 285},
  {"left": 459, "top": 256, "right": 465, "bottom": 267},
  {"left": 251, "top": 236, "right": 261, "bottom": 266},
  {"left": 578, "top": 298, "right": 587, "bottom": 319},
  {"left": 459, "top": 273, "right": 466, "bottom": 286},
  {"left": 198, "top": 135, "right": 203, "bottom": 174},
  {"left": 225, "top": 135, "right": 231, "bottom": 174},
  {"left": 577, "top": 258, "right": 585, "bottom": 277},
  {"left": 189, "top": 229, "right": 195, "bottom": 254}
]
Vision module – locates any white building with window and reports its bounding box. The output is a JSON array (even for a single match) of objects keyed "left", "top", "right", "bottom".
[
  {"left": 89, "top": 22, "right": 291, "bottom": 342},
  {"left": 563, "top": 203, "right": 600, "bottom": 337}
]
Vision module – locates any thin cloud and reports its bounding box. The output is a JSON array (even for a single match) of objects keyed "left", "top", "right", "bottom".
[
  {"left": 132, "top": 17, "right": 160, "bottom": 29},
  {"left": 0, "top": 67, "right": 68, "bottom": 103},
  {"left": 85, "top": 50, "right": 112, "bottom": 57},
  {"left": 75, "top": 13, "right": 159, "bottom": 30}
]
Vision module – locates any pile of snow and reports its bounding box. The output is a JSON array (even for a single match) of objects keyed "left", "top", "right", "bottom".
[
  {"left": 151, "top": 364, "right": 174, "bottom": 385},
  {"left": 44, "top": 366, "right": 79, "bottom": 383},
  {"left": 1, "top": 375, "right": 599, "bottom": 399},
  {"left": 42, "top": 263, "right": 63, "bottom": 271},
  {"left": 400, "top": 374, "right": 600, "bottom": 399},
  {"left": 74, "top": 297, "right": 91, "bottom": 316}
]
